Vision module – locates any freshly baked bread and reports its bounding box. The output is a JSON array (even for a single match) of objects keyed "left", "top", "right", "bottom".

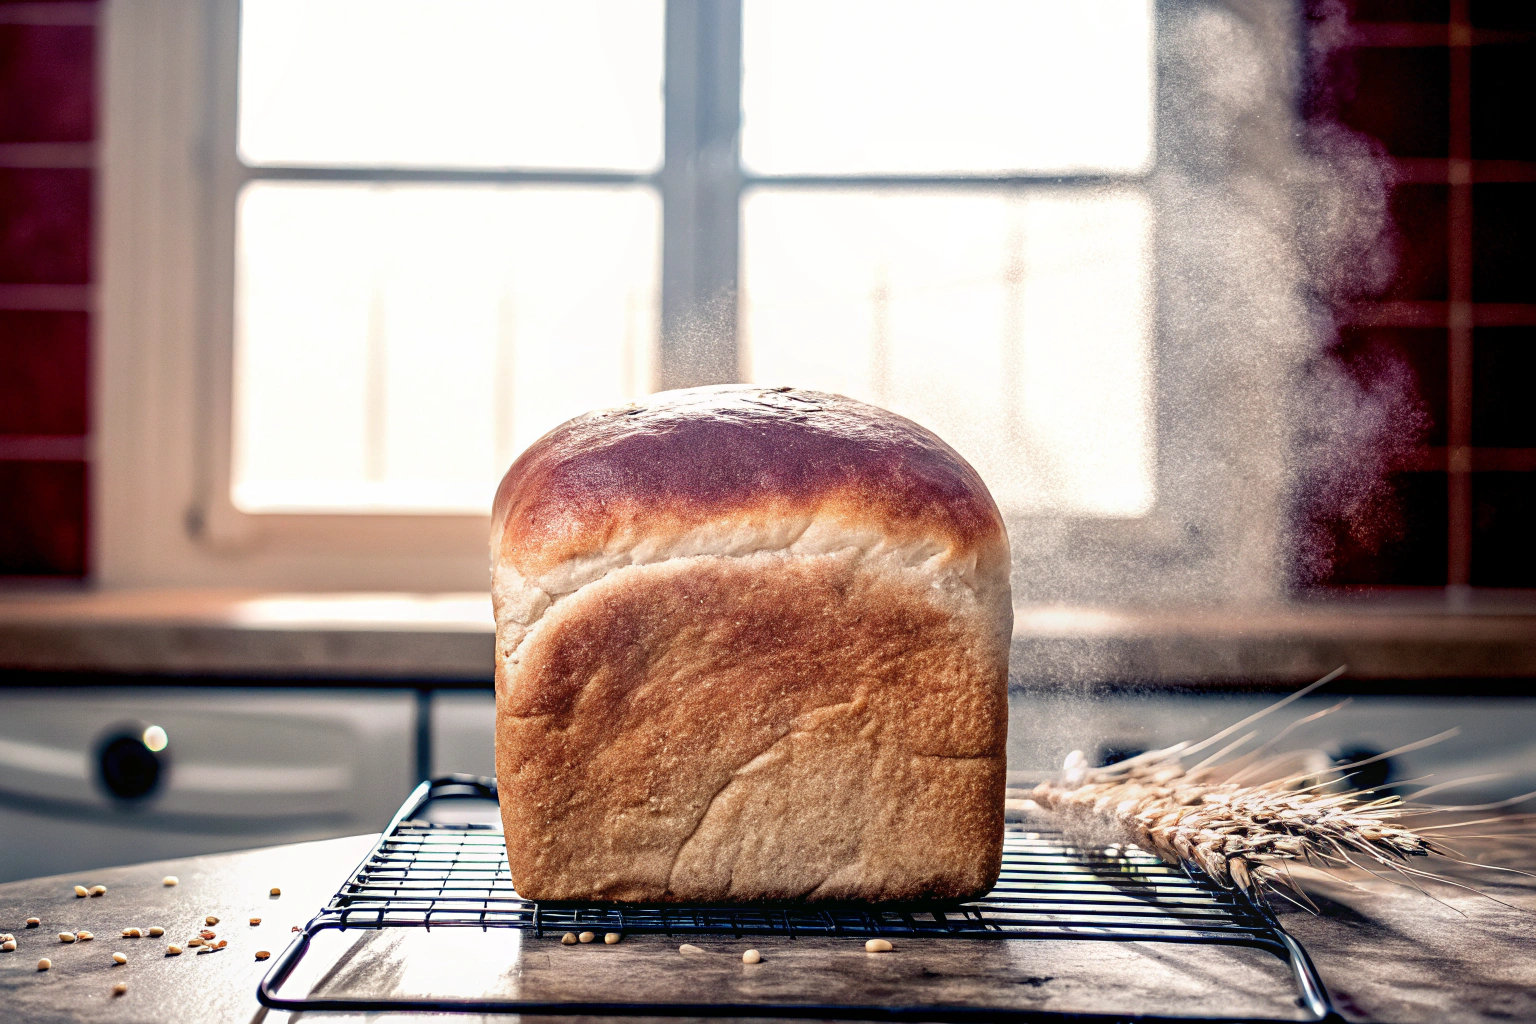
[{"left": 491, "top": 385, "right": 1012, "bottom": 902}]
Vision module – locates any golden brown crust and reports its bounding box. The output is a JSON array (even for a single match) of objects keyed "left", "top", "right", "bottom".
[
  {"left": 492, "top": 386, "right": 1006, "bottom": 581},
  {"left": 492, "top": 385, "right": 1011, "bottom": 902},
  {"left": 496, "top": 552, "right": 1008, "bottom": 902}
]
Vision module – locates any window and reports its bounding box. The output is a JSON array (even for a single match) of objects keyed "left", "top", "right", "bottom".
[
  {"left": 232, "top": 1, "right": 662, "bottom": 513},
  {"left": 742, "top": 190, "right": 1154, "bottom": 518},
  {"left": 97, "top": 1, "right": 1526, "bottom": 599},
  {"left": 230, "top": 0, "right": 1156, "bottom": 518},
  {"left": 738, "top": 1, "right": 1154, "bottom": 519}
]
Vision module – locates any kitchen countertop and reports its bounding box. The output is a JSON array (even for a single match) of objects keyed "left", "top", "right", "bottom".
[
  {"left": 0, "top": 590, "right": 496, "bottom": 683},
  {"left": 2, "top": 831, "right": 1533, "bottom": 1023},
  {"left": 3, "top": 588, "right": 1536, "bottom": 688}
]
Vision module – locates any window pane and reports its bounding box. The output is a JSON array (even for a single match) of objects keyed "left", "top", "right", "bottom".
[
  {"left": 742, "top": 188, "right": 1154, "bottom": 518},
  {"left": 741, "top": 0, "right": 1154, "bottom": 175},
  {"left": 233, "top": 183, "right": 659, "bottom": 513},
  {"left": 238, "top": 0, "right": 664, "bottom": 170}
]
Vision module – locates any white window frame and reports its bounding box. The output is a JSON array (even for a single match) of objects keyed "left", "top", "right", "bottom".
[{"left": 97, "top": 0, "right": 734, "bottom": 590}]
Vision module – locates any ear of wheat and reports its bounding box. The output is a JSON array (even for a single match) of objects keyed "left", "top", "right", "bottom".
[{"left": 1021, "top": 668, "right": 1535, "bottom": 910}]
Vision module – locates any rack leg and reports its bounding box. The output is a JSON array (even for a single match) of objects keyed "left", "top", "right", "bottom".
[{"left": 414, "top": 688, "right": 434, "bottom": 786}]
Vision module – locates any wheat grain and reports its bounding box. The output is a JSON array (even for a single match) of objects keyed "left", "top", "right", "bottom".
[
  {"left": 1026, "top": 667, "right": 1531, "bottom": 907},
  {"left": 1030, "top": 748, "right": 1431, "bottom": 898}
]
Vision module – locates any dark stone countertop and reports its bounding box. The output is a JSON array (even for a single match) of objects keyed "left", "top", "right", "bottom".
[{"left": 2, "top": 832, "right": 1534, "bottom": 1023}]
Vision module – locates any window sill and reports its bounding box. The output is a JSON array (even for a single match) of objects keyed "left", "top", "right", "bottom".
[
  {"left": 0, "top": 588, "right": 1533, "bottom": 689},
  {"left": 0, "top": 589, "right": 495, "bottom": 683},
  {"left": 1010, "top": 599, "right": 1536, "bottom": 691}
]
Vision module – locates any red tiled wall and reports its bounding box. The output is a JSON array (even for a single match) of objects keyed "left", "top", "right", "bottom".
[
  {"left": 0, "top": 6, "right": 95, "bottom": 577},
  {"left": 1306, "top": 0, "right": 1536, "bottom": 589},
  {"left": 1383, "top": 186, "right": 1448, "bottom": 301},
  {"left": 0, "top": 311, "right": 88, "bottom": 434},
  {"left": 0, "top": 22, "right": 94, "bottom": 142},
  {"left": 0, "top": 460, "right": 86, "bottom": 576},
  {"left": 0, "top": 168, "right": 91, "bottom": 284}
]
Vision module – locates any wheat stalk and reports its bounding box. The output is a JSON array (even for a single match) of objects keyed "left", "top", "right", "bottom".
[{"left": 1021, "top": 668, "right": 1536, "bottom": 909}]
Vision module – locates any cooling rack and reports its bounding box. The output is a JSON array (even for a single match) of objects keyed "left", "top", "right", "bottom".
[{"left": 258, "top": 774, "right": 1340, "bottom": 1022}]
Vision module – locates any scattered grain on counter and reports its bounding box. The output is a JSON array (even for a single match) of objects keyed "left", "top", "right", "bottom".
[
  {"left": 166, "top": 944, "right": 182, "bottom": 956},
  {"left": 560, "top": 932, "right": 577, "bottom": 945},
  {"left": 249, "top": 918, "right": 261, "bottom": 926},
  {"left": 37, "top": 958, "right": 51, "bottom": 971},
  {"left": 112, "top": 952, "right": 127, "bottom": 964},
  {"left": 187, "top": 938, "right": 203, "bottom": 947},
  {"left": 205, "top": 916, "right": 219, "bottom": 926},
  {"left": 742, "top": 949, "right": 761, "bottom": 964},
  {"left": 2, "top": 932, "right": 13, "bottom": 942},
  {"left": 58, "top": 932, "right": 76, "bottom": 943},
  {"left": 73, "top": 885, "right": 88, "bottom": 898},
  {"left": 269, "top": 887, "right": 281, "bottom": 897},
  {"left": 864, "top": 939, "right": 893, "bottom": 953},
  {"left": 147, "top": 927, "right": 164, "bottom": 937},
  {"left": 112, "top": 982, "right": 128, "bottom": 996},
  {"left": 26, "top": 918, "right": 41, "bottom": 927},
  {"left": 679, "top": 944, "right": 704, "bottom": 955},
  {"left": 122, "top": 928, "right": 141, "bottom": 938},
  {"left": 2, "top": 940, "right": 16, "bottom": 952},
  {"left": 254, "top": 950, "right": 271, "bottom": 961},
  {"left": 290, "top": 926, "right": 300, "bottom": 932},
  {"left": 162, "top": 876, "right": 178, "bottom": 887},
  {"left": 578, "top": 931, "right": 595, "bottom": 944},
  {"left": 604, "top": 932, "right": 621, "bottom": 944},
  {"left": 215, "top": 940, "right": 227, "bottom": 949},
  {"left": 76, "top": 930, "right": 94, "bottom": 942},
  {"left": 89, "top": 885, "right": 106, "bottom": 897},
  {"left": 200, "top": 930, "right": 216, "bottom": 940}
]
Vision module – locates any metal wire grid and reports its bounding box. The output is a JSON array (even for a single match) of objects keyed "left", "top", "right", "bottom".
[
  {"left": 333, "top": 825, "right": 1276, "bottom": 944},
  {"left": 258, "top": 776, "right": 1339, "bottom": 1022}
]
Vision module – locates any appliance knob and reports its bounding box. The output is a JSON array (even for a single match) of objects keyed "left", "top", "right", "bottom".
[
  {"left": 97, "top": 725, "right": 168, "bottom": 802},
  {"left": 1332, "top": 744, "right": 1393, "bottom": 793},
  {"left": 1096, "top": 744, "right": 1145, "bottom": 767}
]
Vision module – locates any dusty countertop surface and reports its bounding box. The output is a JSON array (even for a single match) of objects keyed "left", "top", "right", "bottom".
[
  {"left": 4, "top": 588, "right": 1536, "bottom": 686},
  {"left": 1, "top": 832, "right": 1533, "bottom": 1024}
]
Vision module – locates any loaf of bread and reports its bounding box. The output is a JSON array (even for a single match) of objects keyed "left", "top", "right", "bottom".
[{"left": 491, "top": 385, "right": 1012, "bottom": 902}]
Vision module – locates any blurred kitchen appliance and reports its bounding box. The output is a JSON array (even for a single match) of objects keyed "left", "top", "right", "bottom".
[
  {"left": 3, "top": 686, "right": 1530, "bottom": 885},
  {"left": 0, "top": 688, "right": 427, "bottom": 883},
  {"left": 1008, "top": 692, "right": 1536, "bottom": 803}
]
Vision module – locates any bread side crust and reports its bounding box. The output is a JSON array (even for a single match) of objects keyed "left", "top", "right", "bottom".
[
  {"left": 491, "top": 515, "right": 1011, "bottom": 674},
  {"left": 496, "top": 548, "right": 1009, "bottom": 902}
]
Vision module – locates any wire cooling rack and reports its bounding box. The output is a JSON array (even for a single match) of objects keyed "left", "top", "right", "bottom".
[{"left": 258, "top": 775, "right": 1340, "bottom": 1022}]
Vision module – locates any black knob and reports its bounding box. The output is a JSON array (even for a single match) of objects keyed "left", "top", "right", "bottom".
[
  {"left": 1096, "top": 744, "right": 1146, "bottom": 767},
  {"left": 1333, "top": 745, "right": 1392, "bottom": 793},
  {"left": 97, "top": 730, "right": 165, "bottom": 802}
]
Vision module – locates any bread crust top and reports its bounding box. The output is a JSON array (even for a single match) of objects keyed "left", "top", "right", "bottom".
[{"left": 491, "top": 386, "right": 1007, "bottom": 580}]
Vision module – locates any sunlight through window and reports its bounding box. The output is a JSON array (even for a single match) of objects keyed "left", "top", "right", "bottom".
[
  {"left": 740, "top": 0, "right": 1156, "bottom": 517},
  {"left": 742, "top": 189, "right": 1154, "bottom": 518},
  {"left": 232, "top": 0, "right": 1155, "bottom": 517},
  {"left": 238, "top": 0, "right": 664, "bottom": 170},
  {"left": 741, "top": 0, "right": 1154, "bottom": 175},
  {"left": 233, "top": 184, "right": 658, "bottom": 513}
]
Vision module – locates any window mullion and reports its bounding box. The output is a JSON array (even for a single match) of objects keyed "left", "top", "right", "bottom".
[{"left": 660, "top": 0, "right": 743, "bottom": 389}]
